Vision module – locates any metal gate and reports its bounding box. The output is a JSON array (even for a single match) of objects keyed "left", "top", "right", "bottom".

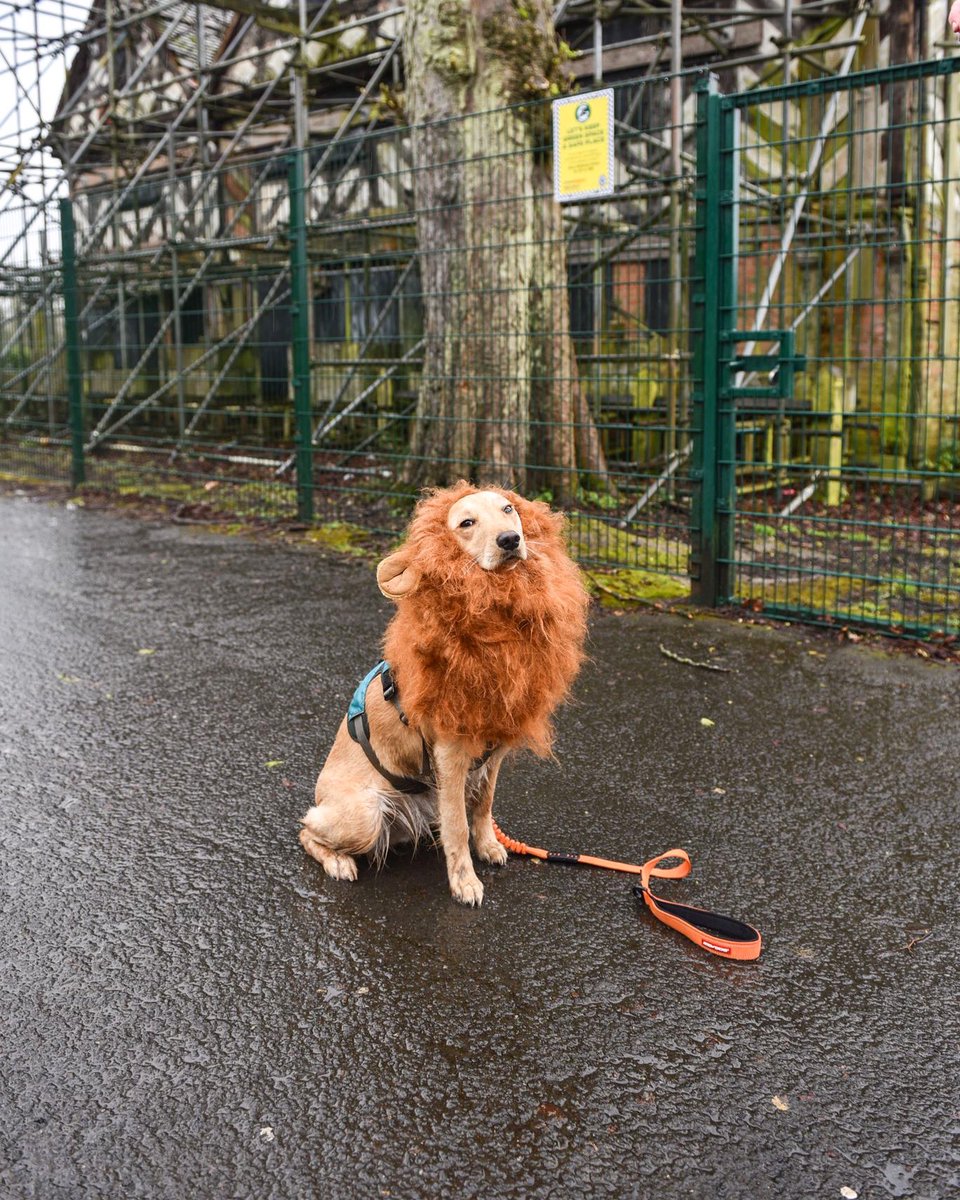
[{"left": 691, "top": 58, "right": 960, "bottom": 637}]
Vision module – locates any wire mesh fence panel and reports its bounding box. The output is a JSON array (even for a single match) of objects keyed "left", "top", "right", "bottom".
[
  {"left": 715, "top": 58, "right": 960, "bottom": 636},
  {"left": 41, "top": 75, "right": 700, "bottom": 574},
  {"left": 291, "top": 76, "right": 698, "bottom": 587},
  {"left": 0, "top": 195, "right": 70, "bottom": 484},
  {"left": 70, "top": 155, "right": 298, "bottom": 518},
  {"left": 6, "top": 49, "right": 960, "bottom": 639}
]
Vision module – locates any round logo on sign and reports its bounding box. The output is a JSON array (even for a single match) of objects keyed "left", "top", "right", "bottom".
[{"left": 575, "top": 103, "right": 591, "bottom": 123}]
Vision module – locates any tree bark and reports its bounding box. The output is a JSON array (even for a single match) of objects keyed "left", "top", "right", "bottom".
[{"left": 403, "top": 0, "right": 610, "bottom": 498}]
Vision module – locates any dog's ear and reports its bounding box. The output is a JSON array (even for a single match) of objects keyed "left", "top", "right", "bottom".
[{"left": 376, "top": 550, "right": 421, "bottom": 600}]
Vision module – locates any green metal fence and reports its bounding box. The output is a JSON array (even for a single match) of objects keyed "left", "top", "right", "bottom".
[
  {"left": 692, "top": 58, "right": 960, "bottom": 636},
  {"left": 2, "top": 61, "right": 960, "bottom": 637}
]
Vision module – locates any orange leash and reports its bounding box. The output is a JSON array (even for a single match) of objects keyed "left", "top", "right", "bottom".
[{"left": 492, "top": 821, "right": 762, "bottom": 962}]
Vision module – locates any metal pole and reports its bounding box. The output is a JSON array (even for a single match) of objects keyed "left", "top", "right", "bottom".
[
  {"left": 289, "top": 150, "right": 314, "bottom": 522},
  {"left": 60, "top": 198, "right": 85, "bottom": 488},
  {"left": 667, "top": 0, "right": 683, "bottom": 477},
  {"left": 909, "top": 3, "right": 929, "bottom": 469},
  {"left": 776, "top": 0, "right": 794, "bottom": 501},
  {"left": 168, "top": 153, "right": 186, "bottom": 438},
  {"left": 592, "top": 3, "right": 603, "bottom": 412},
  {"left": 690, "top": 77, "right": 721, "bottom": 605},
  {"left": 715, "top": 100, "right": 739, "bottom": 605}
]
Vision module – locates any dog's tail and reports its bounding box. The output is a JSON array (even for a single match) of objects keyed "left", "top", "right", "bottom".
[{"left": 370, "top": 789, "right": 436, "bottom": 868}]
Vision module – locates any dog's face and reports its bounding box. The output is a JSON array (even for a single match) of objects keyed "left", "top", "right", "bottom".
[
  {"left": 446, "top": 489, "right": 527, "bottom": 571},
  {"left": 377, "top": 485, "right": 533, "bottom": 599}
]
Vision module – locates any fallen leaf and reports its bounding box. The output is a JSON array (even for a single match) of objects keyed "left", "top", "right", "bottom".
[
  {"left": 700, "top": 717, "right": 715, "bottom": 728},
  {"left": 56, "top": 673, "right": 82, "bottom": 684},
  {"left": 264, "top": 759, "right": 284, "bottom": 769},
  {"left": 137, "top": 648, "right": 156, "bottom": 656},
  {"left": 537, "top": 1102, "right": 570, "bottom": 1122},
  {"left": 771, "top": 1095, "right": 790, "bottom": 1112}
]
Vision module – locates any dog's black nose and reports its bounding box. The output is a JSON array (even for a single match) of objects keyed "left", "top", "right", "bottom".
[{"left": 496, "top": 531, "right": 521, "bottom": 553}]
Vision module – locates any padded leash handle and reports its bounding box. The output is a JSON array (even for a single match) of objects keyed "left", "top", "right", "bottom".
[
  {"left": 635, "top": 850, "right": 762, "bottom": 961},
  {"left": 491, "top": 822, "right": 762, "bottom": 962}
]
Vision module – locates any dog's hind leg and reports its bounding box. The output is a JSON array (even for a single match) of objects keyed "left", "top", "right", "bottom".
[
  {"left": 300, "top": 784, "right": 384, "bottom": 882},
  {"left": 469, "top": 748, "right": 509, "bottom": 866}
]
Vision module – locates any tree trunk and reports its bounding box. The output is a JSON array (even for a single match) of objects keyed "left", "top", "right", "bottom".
[{"left": 403, "top": 0, "right": 611, "bottom": 497}]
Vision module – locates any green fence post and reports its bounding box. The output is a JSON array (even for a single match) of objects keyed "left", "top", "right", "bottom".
[
  {"left": 690, "top": 79, "right": 739, "bottom": 606},
  {"left": 288, "top": 149, "right": 313, "bottom": 523},
  {"left": 689, "top": 76, "right": 721, "bottom": 604},
  {"left": 59, "top": 197, "right": 85, "bottom": 488},
  {"left": 714, "top": 98, "right": 739, "bottom": 605}
]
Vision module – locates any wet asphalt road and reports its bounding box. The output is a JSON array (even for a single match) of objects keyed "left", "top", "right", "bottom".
[{"left": 0, "top": 495, "right": 958, "bottom": 1200}]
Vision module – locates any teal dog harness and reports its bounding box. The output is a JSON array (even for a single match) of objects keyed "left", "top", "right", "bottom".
[
  {"left": 345, "top": 661, "right": 496, "bottom": 794},
  {"left": 346, "top": 661, "right": 432, "bottom": 794}
]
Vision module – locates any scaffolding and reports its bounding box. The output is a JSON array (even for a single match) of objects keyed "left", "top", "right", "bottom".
[
  {"left": 0, "top": 9, "right": 953, "bottom": 450},
  {"left": 0, "top": 4, "right": 904, "bottom": 259},
  {"left": 2, "top": 2, "right": 913, "bottom": 469}
]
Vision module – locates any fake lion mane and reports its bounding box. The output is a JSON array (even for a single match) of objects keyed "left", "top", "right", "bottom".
[{"left": 382, "top": 481, "right": 589, "bottom": 756}]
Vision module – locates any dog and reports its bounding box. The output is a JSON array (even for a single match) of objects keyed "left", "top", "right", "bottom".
[{"left": 299, "top": 482, "right": 589, "bottom": 905}]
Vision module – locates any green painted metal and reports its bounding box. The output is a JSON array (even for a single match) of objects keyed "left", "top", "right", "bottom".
[
  {"left": 288, "top": 149, "right": 314, "bottom": 524},
  {"left": 722, "top": 331, "right": 806, "bottom": 404},
  {"left": 689, "top": 76, "right": 721, "bottom": 606},
  {"left": 691, "top": 81, "right": 740, "bottom": 607},
  {"left": 714, "top": 99, "right": 740, "bottom": 606},
  {"left": 713, "top": 54, "right": 960, "bottom": 637},
  {"left": 59, "top": 197, "right": 85, "bottom": 488}
]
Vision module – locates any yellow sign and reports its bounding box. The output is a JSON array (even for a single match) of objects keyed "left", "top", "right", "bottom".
[{"left": 553, "top": 89, "right": 614, "bottom": 203}]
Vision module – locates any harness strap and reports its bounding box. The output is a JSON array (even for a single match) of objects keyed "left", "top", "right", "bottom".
[
  {"left": 347, "top": 661, "right": 495, "bottom": 792},
  {"left": 347, "top": 665, "right": 432, "bottom": 794},
  {"left": 491, "top": 822, "right": 761, "bottom": 961},
  {"left": 383, "top": 661, "right": 495, "bottom": 771},
  {"left": 380, "top": 664, "right": 408, "bottom": 724},
  {"left": 348, "top": 708, "right": 431, "bottom": 795}
]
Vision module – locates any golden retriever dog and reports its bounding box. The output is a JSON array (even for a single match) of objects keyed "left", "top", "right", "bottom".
[{"left": 300, "top": 481, "right": 589, "bottom": 905}]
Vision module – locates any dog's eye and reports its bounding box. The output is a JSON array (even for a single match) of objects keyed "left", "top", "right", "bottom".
[
  {"left": 459, "top": 518, "right": 475, "bottom": 529},
  {"left": 502, "top": 504, "right": 513, "bottom": 514}
]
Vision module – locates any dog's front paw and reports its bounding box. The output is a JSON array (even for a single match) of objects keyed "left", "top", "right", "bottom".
[
  {"left": 475, "top": 836, "right": 509, "bottom": 867},
  {"left": 449, "top": 865, "right": 484, "bottom": 907}
]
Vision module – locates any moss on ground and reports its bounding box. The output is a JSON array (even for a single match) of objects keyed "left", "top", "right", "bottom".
[
  {"left": 565, "top": 514, "right": 688, "bottom": 575},
  {"left": 301, "top": 521, "right": 376, "bottom": 557},
  {"left": 582, "top": 567, "right": 689, "bottom": 608}
]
